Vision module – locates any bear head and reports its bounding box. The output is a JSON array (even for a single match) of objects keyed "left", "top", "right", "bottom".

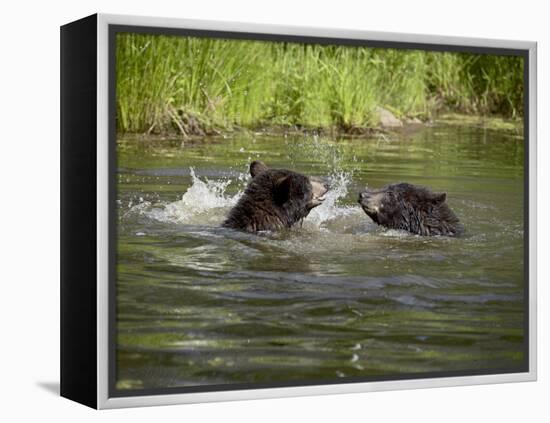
[
  {"left": 223, "top": 161, "right": 329, "bottom": 232},
  {"left": 358, "top": 182, "right": 463, "bottom": 236}
]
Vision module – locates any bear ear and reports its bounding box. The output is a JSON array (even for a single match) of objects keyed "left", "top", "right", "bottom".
[
  {"left": 431, "top": 192, "right": 446, "bottom": 204},
  {"left": 273, "top": 176, "right": 292, "bottom": 205},
  {"left": 250, "top": 161, "right": 268, "bottom": 177}
]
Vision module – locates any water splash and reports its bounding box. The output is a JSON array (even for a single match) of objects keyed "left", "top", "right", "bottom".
[
  {"left": 124, "top": 165, "right": 360, "bottom": 231},
  {"left": 286, "top": 135, "right": 363, "bottom": 229},
  {"left": 134, "top": 168, "right": 244, "bottom": 225},
  {"left": 306, "top": 171, "right": 359, "bottom": 228},
  {"left": 124, "top": 136, "right": 365, "bottom": 231}
]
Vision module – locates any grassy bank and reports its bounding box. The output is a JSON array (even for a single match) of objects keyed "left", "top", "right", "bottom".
[{"left": 116, "top": 33, "right": 524, "bottom": 136}]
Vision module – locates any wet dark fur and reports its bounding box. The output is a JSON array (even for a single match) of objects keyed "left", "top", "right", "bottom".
[
  {"left": 223, "top": 161, "right": 327, "bottom": 232},
  {"left": 358, "top": 182, "right": 464, "bottom": 236}
]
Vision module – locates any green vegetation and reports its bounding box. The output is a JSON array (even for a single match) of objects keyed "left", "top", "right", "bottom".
[
  {"left": 436, "top": 113, "right": 523, "bottom": 134},
  {"left": 116, "top": 33, "right": 524, "bottom": 135}
]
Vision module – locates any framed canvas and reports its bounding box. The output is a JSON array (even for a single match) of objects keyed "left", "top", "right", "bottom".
[{"left": 60, "top": 13, "right": 537, "bottom": 409}]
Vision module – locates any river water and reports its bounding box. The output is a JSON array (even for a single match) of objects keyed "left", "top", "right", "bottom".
[{"left": 115, "top": 123, "right": 525, "bottom": 391}]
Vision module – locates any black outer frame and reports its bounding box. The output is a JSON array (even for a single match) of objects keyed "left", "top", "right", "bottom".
[
  {"left": 60, "top": 14, "right": 531, "bottom": 409},
  {"left": 60, "top": 14, "right": 98, "bottom": 409}
]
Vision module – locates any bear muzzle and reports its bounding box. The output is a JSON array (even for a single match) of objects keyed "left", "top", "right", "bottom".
[
  {"left": 309, "top": 178, "right": 329, "bottom": 208},
  {"left": 358, "top": 190, "right": 384, "bottom": 214}
]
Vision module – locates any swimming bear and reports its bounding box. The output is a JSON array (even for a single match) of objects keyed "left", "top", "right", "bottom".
[
  {"left": 358, "top": 182, "right": 463, "bottom": 236},
  {"left": 223, "top": 161, "right": 329, "bottom": 232}
]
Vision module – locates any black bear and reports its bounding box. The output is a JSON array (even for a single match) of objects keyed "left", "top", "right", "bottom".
[
  {"left": 223, "top": 161, "right": 329, "bottom": 232},
  {"left": 358, "top": 182, "right": 463, "bottom": 236}
]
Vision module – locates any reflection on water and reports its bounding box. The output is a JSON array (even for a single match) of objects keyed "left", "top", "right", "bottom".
[{"left": 116, "top": 124, "right": 525, "bottom": 390}]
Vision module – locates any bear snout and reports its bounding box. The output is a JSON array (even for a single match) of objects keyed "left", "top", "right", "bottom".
[
  {"left": 358, "top": 190, "right": 372, "bottom": 204},
  {"left": 309, "top": 179, "right": 329, "bottom": 207}
]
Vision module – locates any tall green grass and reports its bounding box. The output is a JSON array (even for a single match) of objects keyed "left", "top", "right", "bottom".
[{"left": 116, "top": 33, "right": 523, "bottom": 135}]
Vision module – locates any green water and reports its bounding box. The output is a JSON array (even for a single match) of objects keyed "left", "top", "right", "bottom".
[{"left": 115, "top": 124, "right": 525, "bottom": 391}]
